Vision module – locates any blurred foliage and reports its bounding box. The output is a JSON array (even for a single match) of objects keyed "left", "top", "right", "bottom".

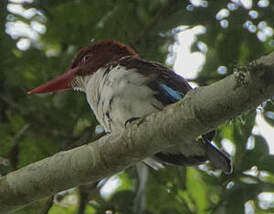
[{"left": 1, "top": 0, "right": 274, "bottom": 213}]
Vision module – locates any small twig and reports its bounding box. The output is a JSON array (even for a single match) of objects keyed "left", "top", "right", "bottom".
[
  {"left": 9, "top": 124, "right": 30, "bottom": 170},
  {"left": 78, "top": 182, "right": 98, "bottom": 214},
  {"left": 42, "top": 196, "right": 54, "bottom": 214}
]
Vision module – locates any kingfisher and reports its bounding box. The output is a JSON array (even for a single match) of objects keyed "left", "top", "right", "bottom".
[{"left": 28, "top": 40, "right": 232, "bottom": 173}]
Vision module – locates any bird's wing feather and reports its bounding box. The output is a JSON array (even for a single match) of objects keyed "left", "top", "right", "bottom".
[{"left": 118, "top": 56, "right": 191, "bottom": 105}]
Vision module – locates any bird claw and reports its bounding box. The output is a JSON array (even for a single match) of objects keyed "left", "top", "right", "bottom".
[{"left": 124, "top": 117, "right": 141, "bottom": 128}]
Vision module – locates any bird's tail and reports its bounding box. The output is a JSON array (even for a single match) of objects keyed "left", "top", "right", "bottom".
[{"left": 203, "top": 137, "right": 232, "bottom": 174}]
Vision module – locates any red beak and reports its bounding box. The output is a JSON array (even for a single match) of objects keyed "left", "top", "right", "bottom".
[{"left": 27, "top": 67, "right": 79, "bottom": 94}]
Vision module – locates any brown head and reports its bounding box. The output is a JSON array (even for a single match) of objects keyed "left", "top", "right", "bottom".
[{"left": 27, "top": 40, "right": 137, "bottom": 94}]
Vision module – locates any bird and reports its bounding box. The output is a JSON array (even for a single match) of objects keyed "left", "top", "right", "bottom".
[{"left": 28, "top": 40, "right": 232, "bottom": 173}]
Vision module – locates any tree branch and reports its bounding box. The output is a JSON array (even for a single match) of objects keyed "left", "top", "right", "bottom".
[{"left": 0, "top": 52, "right": 274, "bottom": 213}]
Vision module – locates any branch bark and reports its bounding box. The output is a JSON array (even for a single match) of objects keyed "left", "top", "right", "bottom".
[{"left": 1, "top": 52, "right": 274, "bottom": 213}]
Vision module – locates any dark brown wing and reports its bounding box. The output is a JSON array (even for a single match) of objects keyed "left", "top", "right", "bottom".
[{"left": 119, "top": 56, "right": 191, "bottom": 105}]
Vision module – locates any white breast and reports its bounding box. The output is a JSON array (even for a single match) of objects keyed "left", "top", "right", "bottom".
[{"left": 83, "top": 65, "right": 163, "bottom": 132}]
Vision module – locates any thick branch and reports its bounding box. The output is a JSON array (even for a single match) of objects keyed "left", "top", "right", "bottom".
[{"left": 0, "top": 52, "right": 274, "bottom": 213}]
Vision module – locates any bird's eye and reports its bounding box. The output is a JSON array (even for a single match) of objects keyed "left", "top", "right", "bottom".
[{"left": 82, "top": 55, "right": 91, "bottom": 63}]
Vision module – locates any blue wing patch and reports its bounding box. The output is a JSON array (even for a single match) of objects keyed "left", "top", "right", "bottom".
[{"left": 160, "top": 83, "right": 184, "bottom": 100}]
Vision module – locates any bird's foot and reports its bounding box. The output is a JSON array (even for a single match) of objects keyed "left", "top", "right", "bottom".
[{"left": 124, "top": 117, "right": 141, "bottom": 128}]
